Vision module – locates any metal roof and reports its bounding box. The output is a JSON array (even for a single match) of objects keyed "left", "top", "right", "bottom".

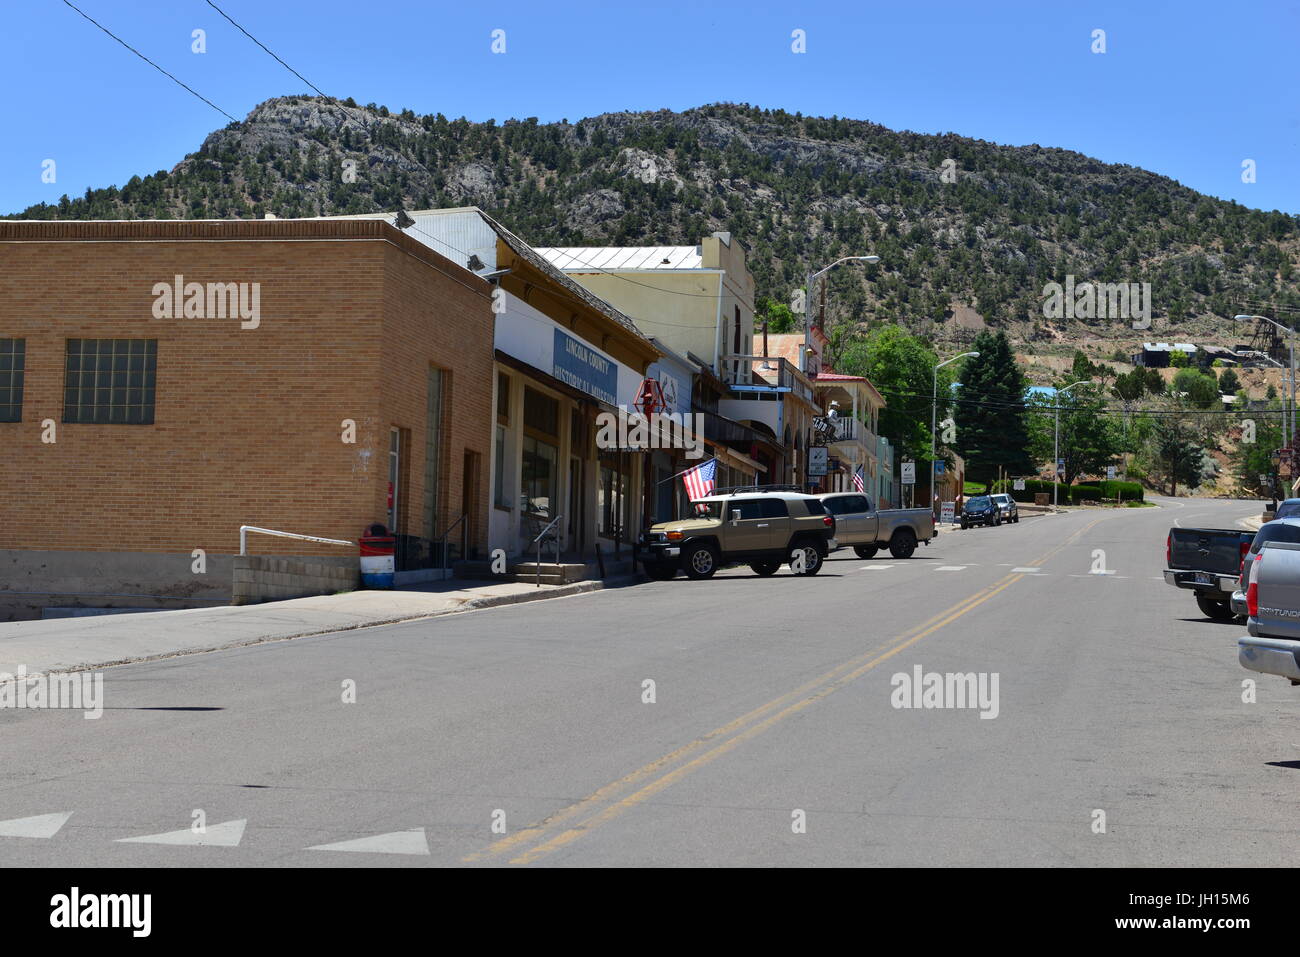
[{"left": 536, "top": 246, "right": 704, "bottom": 271}]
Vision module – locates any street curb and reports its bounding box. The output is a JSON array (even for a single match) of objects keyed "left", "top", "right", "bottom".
[{"left": 2, "top": 574, "right": 644, "bottom": 679}]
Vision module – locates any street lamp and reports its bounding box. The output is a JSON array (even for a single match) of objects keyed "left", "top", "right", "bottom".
[
  {"left": 1053, "top": 379, "right": 1097, "bottom": 509},
  {"left": 1236, "top": 314, "right": 1293, "bottom": 449},
  {"left": 931, "top": 351, "right": 979, "bottom": 516},
  {"left": 803, "top": 256, "right": 881, "bottom": 375}
]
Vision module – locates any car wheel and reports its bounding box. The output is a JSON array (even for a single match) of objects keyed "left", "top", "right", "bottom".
[
  {"left": 960, "top": 521, "right": 968, "bottom": 530},
  {"left": 994, "top": 514, "right": 1002, "bottom": 526},
  {"left": 1013, "top": 515, "right": 1020, "bottom": 523},
  {"left": 643, "top": 563, "right": 676, "bottom": 581},
  {"left": 749, "top": 560, "right": 781, "bottom": 577},
  {"left": 789, "top": 545, "right": 823, "bottom": 576},
  {"left": 1196, "top": 595, "right": 1235, "bottom": 621},
  {"left": 682, "top": 543, "right": 718, "bottom": 580},
  {"left": 853, "top": 545, "right": 879, "bottom": 559},
  {"left": 889, "top": 529, "right": 918, "bottom": 559}
]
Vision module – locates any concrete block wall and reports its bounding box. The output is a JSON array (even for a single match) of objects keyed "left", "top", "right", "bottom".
[{"left": 232, "top": 555, "right": 359, "bottom": 605}]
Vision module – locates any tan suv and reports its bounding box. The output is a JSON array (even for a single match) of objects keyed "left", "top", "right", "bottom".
[{"left": 636, "top": 487, "right": 837, "bottom": 580}]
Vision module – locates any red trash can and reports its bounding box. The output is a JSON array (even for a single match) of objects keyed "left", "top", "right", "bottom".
[{"left": 359, "top": 523, "right": 396, "bottom": 589}]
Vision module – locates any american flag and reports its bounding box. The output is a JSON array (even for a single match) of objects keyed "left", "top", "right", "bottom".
[
  {"left": 682, "top": 458, "right": 718, "bottom": 500},
  {"left": 853, "top": 464, "right": 866, "bottom": 493}
]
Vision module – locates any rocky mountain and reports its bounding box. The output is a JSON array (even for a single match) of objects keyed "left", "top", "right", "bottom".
[{"left": 10, "top": 96, "right": 1299, "bottom": 354}]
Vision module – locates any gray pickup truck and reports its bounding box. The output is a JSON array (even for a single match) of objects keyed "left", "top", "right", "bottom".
[
  {"left": 817, "top": 492, "right": 934, "bottom": 559},
  {"left": 1163, "top": 526, "right": 1254, "bottom": 620},
  {"left": 1239, "top": 540, "right": 1300, "bottom": 685}
]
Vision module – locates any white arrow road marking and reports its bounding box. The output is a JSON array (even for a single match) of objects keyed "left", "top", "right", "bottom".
[
  {"left": 0, "top": 812, "right": 72, "bottom": 839},
  {"left": 117, "top": 819, "right": 246, "bottom": 847},
  {"left": 936, "top": 566, "right": 967, "bottom": 571},
  {"left": 307, "top": 827, "right": 429, "bottom": 856}
]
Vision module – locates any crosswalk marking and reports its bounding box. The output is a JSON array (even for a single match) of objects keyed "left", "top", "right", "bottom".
[
  {"left": 1012, "top": 567, "right": 1041, "bottom": 574},
  {"left": 936, "top": 566, "right": 967, "bottom": 571},
  {"left": 308, "top": 827, "right": 429, "bottom": 856},
  {"left": 117, "top": 819, "right": 246, "bottom": 847},
  {"left": 0, "top": 812, "right": 72, "bottom": 839},
  {"left": 859, "top": 565, "right": 896, "bottom": 570}
]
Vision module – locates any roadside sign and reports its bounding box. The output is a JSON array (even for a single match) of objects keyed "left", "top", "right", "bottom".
[
  {"left": 1013, "top": 479, "right": 1025, "bottom": 491},
  {"left": 1056, "top": 458, "right": 1064, "bottom": 476},
  {"left": 808, "top": 447, "right": 828, "bottom": 477},
  {"left": 1106, "top": 465, "right": 1117, "bottom": 480},
  {"left": 941, "top": 501, "right": 955, "bottom": 524},
  {"left": 901, "top": 461, "right": 915, "bottom": 485}
]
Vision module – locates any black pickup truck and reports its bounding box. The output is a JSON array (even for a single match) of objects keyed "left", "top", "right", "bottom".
[{"left": 1163, "top": 526, "right": 1255, "bottom": 620}]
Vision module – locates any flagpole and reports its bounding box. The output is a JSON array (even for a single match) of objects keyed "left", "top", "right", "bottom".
[{"left": 656, "top": 457, "right": 716, "bottom": 487}]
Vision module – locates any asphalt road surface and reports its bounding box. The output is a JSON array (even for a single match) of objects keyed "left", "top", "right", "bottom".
[{"left": 2, "top": 497, "right": 1295, "bottom": 867}]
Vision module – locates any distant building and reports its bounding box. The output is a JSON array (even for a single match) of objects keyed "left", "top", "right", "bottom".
[{"left": 1132, "top": 342, "right": 1196, "bottom": 368}]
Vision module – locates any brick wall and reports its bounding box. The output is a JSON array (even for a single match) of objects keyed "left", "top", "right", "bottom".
[{"left": 0, "top": 220, "right": 494, "bottom": 566}]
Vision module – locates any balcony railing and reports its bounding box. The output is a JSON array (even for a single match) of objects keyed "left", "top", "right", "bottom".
[{"left": 721, "top": 355, "right": 814, "bottom": 402}]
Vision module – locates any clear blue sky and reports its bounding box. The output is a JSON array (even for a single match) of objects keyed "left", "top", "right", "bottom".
[{"left": 3, "top": 0, "right": 1298, "bottom": 216}]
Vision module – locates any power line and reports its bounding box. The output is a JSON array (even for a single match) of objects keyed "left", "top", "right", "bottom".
[
  {"left": 61, "top": 0, "right": 238, "bottom": 122},
  {"left": 202, "top": 0, "right": 328, "bottom": 98}
]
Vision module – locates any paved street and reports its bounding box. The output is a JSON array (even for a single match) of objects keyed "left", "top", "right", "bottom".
[{"left": 1, "top": 497, "right": 1294, "bottom": 867}]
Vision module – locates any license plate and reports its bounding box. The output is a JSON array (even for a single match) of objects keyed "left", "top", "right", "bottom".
[{"left": 1194, "top": 572, "right": 1214, "bottom": 585}]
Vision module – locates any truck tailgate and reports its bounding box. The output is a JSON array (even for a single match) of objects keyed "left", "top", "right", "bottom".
[{"left": 1168, "top": 527, "right": 1252, "bottom": 576}]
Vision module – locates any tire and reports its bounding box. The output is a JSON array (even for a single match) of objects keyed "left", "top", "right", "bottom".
[
  {"left": 960, "top": 521, "right": 968, "bottom": 530},
  {"left": 789, "top": 543, "right": 823, "bottom": 576},
  {"left": 643, "top": 563, "right": 676, "bottom": 581},
  {"left": 749, "top": 560, "right": 781, "bottom": 576},
  {"left": 682, "top": 543, "right": 719, "bottom": 580},
  {"left": 1013, "top": 515, "right": 1020, "bottom": 523},
  {"left": 1196, "top": 595, "right": 1235, "bottom": 621},
  {"left": 889, "top": 529, "right": 918, "bottom": 559},
  {"left": 853, "top": 545, "right": 879, "bottom": 559},
  {"left": 994, "top": 514, "right": 1002, "bottom": 526}
]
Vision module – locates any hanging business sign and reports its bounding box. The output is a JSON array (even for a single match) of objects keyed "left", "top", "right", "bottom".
[
  {"left": 552, "top": 328, "right": 618, "bottom": 405},
  {"left": 941, "top": 501, "right": 956, "bottom": 524},
  {"left": 808, "top": 447, "right": 829, "bottom": 476}
]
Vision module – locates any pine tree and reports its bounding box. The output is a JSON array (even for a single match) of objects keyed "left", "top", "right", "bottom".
[{"left": 955, "top": 330, "right": 1034, "bottom": 485}]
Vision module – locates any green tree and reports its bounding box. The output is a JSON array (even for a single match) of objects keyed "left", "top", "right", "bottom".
[
  {"left": 955, "top": 329, "right": 1034, "bottom": 485},
  {"left": 1233, "top": 413, "right": 1283, "bottom": 496},
  {"left": 838, "top": 326, "right": 947, "bottom": 463},
  {"left": 1153, "top": 419, "right": 1203, "bottom": 496},
  {"left": 1172, "top": 367, "right": 1219, "bottom": 409},
  {"left": 1217, "top": 367, "right": 1241, "bottom": 395},
  {"left": 1028, "top": 384, "right": 1122, "bottom": 488}
]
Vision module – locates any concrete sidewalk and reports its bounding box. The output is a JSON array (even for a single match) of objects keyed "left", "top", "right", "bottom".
[{"left": 0, "top": 576, "right": 635, "bottom": 677}]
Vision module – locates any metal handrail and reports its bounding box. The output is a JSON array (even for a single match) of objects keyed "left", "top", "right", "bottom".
[
  {"left": 438, "top": 514, "right": 467, "bottom": 571},
  {"left": 533, "top": 514, "right": 563, "bottom": 587},
  {"left": 239, "top": 525, "right": 352, "bottom": 556}
]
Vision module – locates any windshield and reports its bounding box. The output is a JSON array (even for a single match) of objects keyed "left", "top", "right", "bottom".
[
  {"left": 1250, "top": 521, "right": 1300, "bottom": 554},
  {"left": 1275, "top": 500, "right": 1300, "bottom": 519},
  {"left": 968, "top": 496, "right": 992, "bottom": 508}
]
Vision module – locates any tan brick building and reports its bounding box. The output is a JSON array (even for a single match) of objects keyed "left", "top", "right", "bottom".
[{"left": 0, "top": 218, "right": 494, "bottom": 619}]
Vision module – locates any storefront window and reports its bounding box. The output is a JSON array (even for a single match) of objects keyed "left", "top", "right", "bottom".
[
  {"left": 522, "top": 434, "right": 558, "bottom": 515},
  {"left": 494, "top": 425, "right": 508, "bottom": 508},
  {"left": 599, "top": 453, "right": 629, "bottom": 538}
]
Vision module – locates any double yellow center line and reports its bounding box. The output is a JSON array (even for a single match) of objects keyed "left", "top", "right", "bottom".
[{"left": 465, "top": 515, "right": 1107, "bottom": 865}]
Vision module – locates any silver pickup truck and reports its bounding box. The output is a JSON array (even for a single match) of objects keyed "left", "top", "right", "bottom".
[
  {"left": 1239, "top": 540, "right": 1300, "bottom": 685},
  {"left": 817, "top": 492, "right": 934, "bottom": 559}
]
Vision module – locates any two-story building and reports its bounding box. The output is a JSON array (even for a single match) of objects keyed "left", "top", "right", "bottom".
[{"left": 537, "top": 235, "right": 821, "bottom": 486}]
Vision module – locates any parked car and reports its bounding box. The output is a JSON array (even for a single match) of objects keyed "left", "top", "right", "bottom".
[
  {"left": 1273, "top": 498, "right": 1300, "bottom": 519},
  {"left": 816, "top": 492, "right": 935, "bottom": 559},
  {"left": 990, "top": 493, "right": 1019, "bottom": 524},
  {"left": 1239, "top": 540, "right": 1300, "bottom": 685},
  {"left": 1231, "top": 518, "right": 1300, "bottom": 617},
  {"left": 637, "top": 486, "right": 837, "bottom": 580},
  {"left": 1163, "top": 525, "right": 1255, "bottom": 620},
  {"left": 960, "top": 495, "right": 1000, "bottom": 529}
]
